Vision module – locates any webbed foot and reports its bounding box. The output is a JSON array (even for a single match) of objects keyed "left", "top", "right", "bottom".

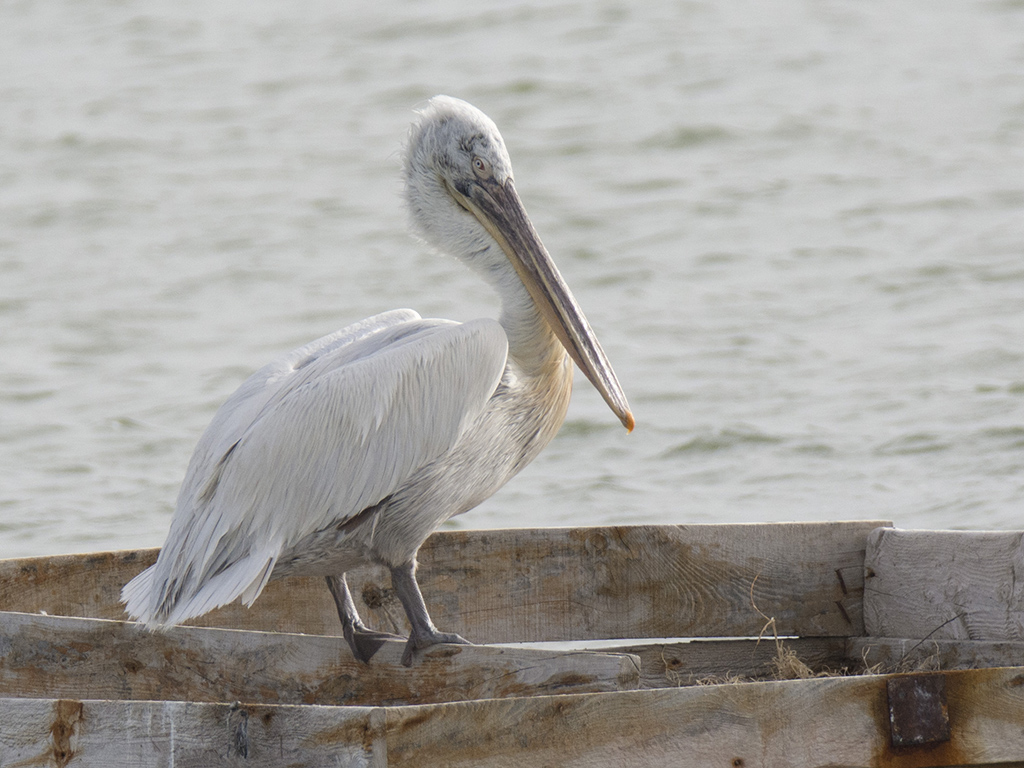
[
  {"left": 400, "top": 628, "right": 472, "bottom": 667},
  {"left": 347, "top": 624, "right": 405, "bottom": 664},
  {"left": 326, "top": 574, "right": 402, "bottom": 664}
]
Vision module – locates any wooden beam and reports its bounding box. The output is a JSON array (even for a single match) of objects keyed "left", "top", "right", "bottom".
[
  {"left": 864, "top": 528, "right": 1024, "bottom": 641},
  {"left": 0, "top": 611, "right": 639, "bottom": 707},
  {"left": 0, "top": 696, "right": 377, "bottom": 768},
  {"left": 0, "top": 548, "right": 158, "bottom": 622},
  {"left": 6, "top": 666, "right": 1024, "bottom": 767},
  {"left": 378, "top": 667, "right": 1024, "bottom": 767},
  {"left": 0, "top": 522, "right": 886, "bottom": 642},
  {"left": 411, "top": 522, "right": 883, "bottom": 641},
  {"left": 606, "top": 637, "right": 852, "bottom": 688},
  {"left": 851, "top": 636, "right": 1024, "bottom": 673}
]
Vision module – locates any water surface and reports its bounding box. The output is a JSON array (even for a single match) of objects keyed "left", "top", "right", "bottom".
[{"left": 1, "top": 0, "right": 1023, "bottom": 558}]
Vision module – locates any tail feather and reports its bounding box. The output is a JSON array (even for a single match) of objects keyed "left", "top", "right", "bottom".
[
  {"left": 121, "top": 565, "right": 159, "bottom": 626},
  {"left": 121, "top": 550, "right": 278, "bottom": 629}
]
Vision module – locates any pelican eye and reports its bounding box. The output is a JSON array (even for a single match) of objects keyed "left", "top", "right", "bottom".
[{"left": 472, "top": 156, "right": 490, "bottom": 178}]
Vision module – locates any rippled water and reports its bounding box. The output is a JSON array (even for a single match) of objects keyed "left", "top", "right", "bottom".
[{"left": 1, "top": 0, "right": 1023, "bottom": 558}]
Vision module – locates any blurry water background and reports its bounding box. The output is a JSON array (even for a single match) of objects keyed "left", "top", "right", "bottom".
[{"left": 1, "top": 0, "right": 1022, "bottom": 559}]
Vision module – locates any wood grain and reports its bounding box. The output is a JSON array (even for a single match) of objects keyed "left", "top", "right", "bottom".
[
  {"left": 0, "top": 611, "right": 639, "bottom": 708},
  {"left": 0, "top": 521, "right": 887, "bottom": 642},
  {"left": 378, "top": 666, "right": 1024, "bottom": 768},
  {"left": 864, "top": 527, "right": 1024, "bottom": 641},
  {"left": 851, "top": 636, "right": 1024, "bottom": 673},
  {"left": 608, "top": 637, "right": 852, "bottom": 687},
  {"left": 5, "top": 666, "right": 1024, "bottom": 766},
  {"left": 0, "top": 696, "right": 376, "bottom": 768}
]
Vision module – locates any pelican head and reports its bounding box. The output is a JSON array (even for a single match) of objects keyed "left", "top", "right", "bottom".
[{"left": 404, "top": 95, "right": 634, "bottom": 431}]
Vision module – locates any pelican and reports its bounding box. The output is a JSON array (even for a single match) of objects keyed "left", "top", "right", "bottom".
[{"left": 122, "top": 95, "right": 633, "bottom": 666}]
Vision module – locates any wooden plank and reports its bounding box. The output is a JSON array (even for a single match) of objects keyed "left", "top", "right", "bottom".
[
  {"left": 0, "top": 548, "right": 160, "bottom": 622},
  {"left": 413, "top": 522, "right": 884, "bottom": 641},
  {"left": 607, "top": 637, "right": 851, "bottom": 688},
  {"left": 5, "top": 667, "right": 1024, "bottom": 767},
  {"left": 864, "top": 528, "right": 1024, "bottom": 641},
  {"left": 851, "top": 636, "right": 1024, "bottom": 673},
  {"left": 0, "top": 696, "right": 377, "bottom": 768},
  {"left": 0, "top": 611, "right": 639, "bottom": 707},
  {"left": 378, "top": 667, "right": 1024, "bottom": 768},
  {"left": 0, "top": 522, "right": 887, "bottom": 642}
]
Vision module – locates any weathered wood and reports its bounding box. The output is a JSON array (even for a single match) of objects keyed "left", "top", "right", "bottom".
[
  {"left": 378, "top": 667, "right": 1024, "bottom": 768},
  {"left": 0, "top": 696, "right": 377, "bottom": 768},
  {"left": 0, "top": 521, "right": 887, "bottom": 642},
  {"left": 413, "top": 522, "right": 883, "bottom": 641},
  {"left": 6, "top": 666, "right": 1024, "bottom": 767},
  {"left": 851, "top": 636, "right": 1024, "bottom": 674},
  {"left": 0, "top": 611, "right": 639, "bottom": 707},
  {"left": 607, "top": 637, "right": 852, "bottom": 688},
  {"left": 864, "top": 527, "right": 1024, "bottom": 641}
]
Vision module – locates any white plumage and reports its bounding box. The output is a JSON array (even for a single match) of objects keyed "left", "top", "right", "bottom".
[{"left": 123, "top": 96, "right": 632, "bottom": 665}]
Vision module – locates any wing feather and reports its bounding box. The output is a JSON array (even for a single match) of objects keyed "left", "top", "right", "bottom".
[{"left": 123, "top": 314, "right": 509, "bottom": 626}]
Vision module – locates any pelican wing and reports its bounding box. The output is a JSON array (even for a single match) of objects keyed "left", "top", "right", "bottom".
[
  {"left": 188, "top": 308, "right": 422, "bottom": 466},
  {"left": 123, "top": 312, "right": 509, "bottom": 626}
]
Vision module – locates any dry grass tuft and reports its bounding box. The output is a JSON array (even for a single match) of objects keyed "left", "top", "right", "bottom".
[{"left": 751, "top": 575, "right": 849, "bottom": 681}]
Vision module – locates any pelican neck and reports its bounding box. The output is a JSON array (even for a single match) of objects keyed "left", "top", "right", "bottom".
[{"left": 497, "top": 275, "right": 567, "bottom": 377}]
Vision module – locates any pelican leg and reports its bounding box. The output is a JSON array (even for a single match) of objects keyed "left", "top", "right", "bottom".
[
  {"left": 389, "top": 560, "right": 471, "bottom": 667},
  {"left": 325, "top": 574, "right": 403, "bottom": 664}
]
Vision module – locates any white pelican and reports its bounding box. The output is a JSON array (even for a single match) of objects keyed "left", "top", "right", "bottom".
[{"left": 122, "top": 95, "right": 633, "bottom": 666}]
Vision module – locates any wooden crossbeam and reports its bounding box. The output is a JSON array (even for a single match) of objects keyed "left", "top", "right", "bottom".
[
  {"left": 5, "top": 666, "right": 1024, "bottom": 767},
  {"left": 0, "top": 521, "right": 887, "bottom": 642},
  {"left": 0, "top": 611, "right": 639, "bottom": 708}
]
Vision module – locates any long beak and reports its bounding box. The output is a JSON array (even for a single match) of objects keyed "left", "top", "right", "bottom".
[{"left": 458, "top": 177, "right": 634, "bottom": 432}]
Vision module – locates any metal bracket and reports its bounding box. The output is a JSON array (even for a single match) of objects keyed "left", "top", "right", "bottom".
[{"left": 886, "top": 673, "right": 951, "bottom": 747}]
